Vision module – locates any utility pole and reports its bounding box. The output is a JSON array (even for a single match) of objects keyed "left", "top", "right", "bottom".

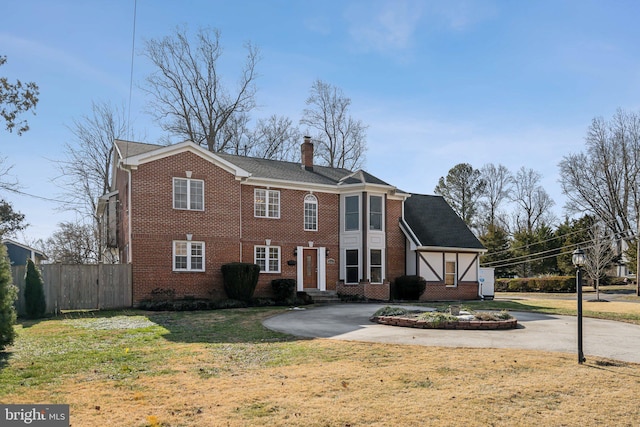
[{"left": 637, "top": 212, "right": 639, "bottom": 296}]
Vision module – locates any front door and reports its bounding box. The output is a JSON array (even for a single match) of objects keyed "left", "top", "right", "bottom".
[{"left": 303, "top": 249, "right": 318, "bottom": 289}]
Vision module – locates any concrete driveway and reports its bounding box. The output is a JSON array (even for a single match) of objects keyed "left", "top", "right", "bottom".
[{"left": 263, "top": 304, "right": 640, "bottom": 364}]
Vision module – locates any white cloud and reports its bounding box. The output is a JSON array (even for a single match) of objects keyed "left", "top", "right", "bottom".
[{"left": 344, "top": 0, "right": 424, "bottom": 54}]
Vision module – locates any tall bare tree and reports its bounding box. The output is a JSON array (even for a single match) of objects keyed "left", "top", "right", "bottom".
[
  {"left": 559, "top": 109, "right": 640, "bottom": 242},
  {"left": 300, "top": 80, "right": 367, "bottom": 169},
  {"left": 55, "top": 100, "right": 128, "bottom": 218},
  {"left": 1, "top": 56, "right": 39, "bottom": 135},
  {"left": 510, "top": 167, "right": 555, "bottom": 234},
  {"left": 250, "top": 115, "right": 301, "bottom": 161},
  {"left": 479, "top": 163, "right": 513, "bottom": 229},
  {"left": 434, "top": 163, "right": 485, "bottom": 228},
  {"left": 143, "top": 26, "right": 260, "bottom": 152},
  {"left": 583, "top": 221, "right": 619, "bottom": 301}
]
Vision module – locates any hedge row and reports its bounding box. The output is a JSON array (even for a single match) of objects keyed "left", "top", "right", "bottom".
[{"left": 495, "top": 276, "right": 576, "bottom": 293}]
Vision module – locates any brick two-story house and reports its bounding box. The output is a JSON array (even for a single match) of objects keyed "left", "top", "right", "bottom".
[{"left": 99, "top": 137, "right": 485, "bottom": 304}]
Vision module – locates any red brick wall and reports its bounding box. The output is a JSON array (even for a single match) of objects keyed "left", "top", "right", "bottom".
[
  {"left": 121, "top": 148, "right": 412, "bottom": 303},
  {"left": 129, "top": 151, "right": 241, "bottom": 302},
  {"left": 420, "top": 282, "right": 480, "bottom": 301},
  {"left": 240, "top": 186, "right": 340, "bottom": 296},
  {"left": 386, "top": 198, "right": 405, "bottom": 282}
]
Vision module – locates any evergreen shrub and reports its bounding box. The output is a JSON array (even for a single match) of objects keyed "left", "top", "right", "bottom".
[
  {"left": 271, "top": 278, "right": 296, "bottom": 303},
  {"left": 394, "top": 275, "right": 427, "bottom": 300},
  {"left": 0, "top": 244, "right": 17, "bottom": 349},
  {"left": 24, "top": 258, "right": 46, "bottom": 318},
  {"left": 221, "top": 263, "right": 260, "bottom": 302},
  {"left": 495, "top": 276, "right": 575, "bottom": 293}
]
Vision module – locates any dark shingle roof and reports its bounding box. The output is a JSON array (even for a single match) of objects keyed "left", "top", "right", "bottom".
[
  {"left": 116, "top": 139, "right": 392, "bottom": 187},
  {"left": 403, "top": 194, "right": 485, "bottom": 250},
  {"left": 216, "top": 152, "right": 355, "bottom": 185}
]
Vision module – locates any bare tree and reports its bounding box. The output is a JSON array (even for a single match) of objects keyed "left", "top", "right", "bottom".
[
  {"left": 55, "top": 100, "right": 128, "bottom": 218},
  {"left": 0, "top": 156, "right": 18, "bottom": 192},
  {"left": 559, "top": 109, "right": 640, "bottom": 242},
  {"left": 300, "top": 80, "right": 367, "bottom": 169},
  {"left": 434, "top": 163, "right": 485, "bottom": 228},
  {"left": 221, "top": 112, "right": 252, "bottom": 155},
  {"left": 43, "top": 221, "right": 98, "bottom": 264},
  {"left": 142, "top": 26, "right": 260, "bottom": 152},
  {"left": 1, "top": 56, "right": 39, "bottom": 135},
  {"left": 583, "top": 221, "right": 619, "bottom": 301},
  {"left": 479, "top": 163, "right": 513, "bottom": 229},
  {"left": 250, "top": 115, "right": 301, "bottom": 161},
  {"left": 511, "top": 167, "right": 555, "bottom": 234}
]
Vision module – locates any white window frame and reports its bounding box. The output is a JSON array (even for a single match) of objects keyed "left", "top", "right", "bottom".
[
  {"left": 254, "top": 189, "right": 280, "bottom": 219},
  {"left": 255, "top": 245, "right": 281, "bottom": 273},
  {"left": 369, "top": 195, "right": 383, "bottom": 231},
  {"left": 344, "top": 195, "right": 360, "bottom": 231},
  {"left": 370, "top": 249, "right": 383, "bottom": 284},
  {"left": 173, "top": 240, "right": 205, "bottom": 272},
  {"left": 173, "top": 177, "right": 204, "bottom": 211},
  {"left": 304, "top": 194, "right": 318, "bottom": 231},
  {"left": 345, "top": 249, "right": 360, "bottom": 284}
]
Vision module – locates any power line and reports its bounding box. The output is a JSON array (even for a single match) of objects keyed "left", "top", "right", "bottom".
[
  {"left": 127, "top": 0, "right": 137, "bottom": 142},
  {"left": 3, "top": 187, "right": 82, "bottom": 205}
]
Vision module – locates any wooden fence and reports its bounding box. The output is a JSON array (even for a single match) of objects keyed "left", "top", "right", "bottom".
[{"left": 11, "top": 264, "right": 132, "bottom": 316}]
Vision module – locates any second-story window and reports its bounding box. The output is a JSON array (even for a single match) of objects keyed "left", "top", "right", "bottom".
[
  {"left": 254, "top": 189, "right": 280, "bottom": 218},
  {"left": 173, "top": 178, "right": 204, "bottom": 211},
  {"left": 304, "top": 194, "right": 318, "bottom": 231},
  {"left": 345, "top": 195, "right": 359, "bottom": 231},
  {"left": 369, "top": 195, "right": 383, "bottom": 230}
]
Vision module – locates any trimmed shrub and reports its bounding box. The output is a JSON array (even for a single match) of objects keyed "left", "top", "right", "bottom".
[
  {"left": 373, "top": 306, "right": 409, "bottom": 317},
  {"left": 24, "top": 258, "right": 46, "bottom": 319},
  {"left": 394, "top": 275, "right": 427, "bottom": 300},
  {"left": 271, "top": 279, "right": 296, "bottom": 303},
  {"left": 495, "top": 276, "right": 576, "bottom": 293},
  {"left": 0, "top": 244, "right": 17, "bottom": 350},
  {"left": 221, "top": 263, "right": 260, "bottom": 302}
]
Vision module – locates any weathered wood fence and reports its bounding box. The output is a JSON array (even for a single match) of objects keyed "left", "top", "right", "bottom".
[{"left": 11, "top": 264, "right": 132, "bottom": 316}]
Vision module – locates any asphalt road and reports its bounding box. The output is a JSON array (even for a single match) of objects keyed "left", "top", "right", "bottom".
[{"left": 263, "top": 303, "right": 640, "bottom": 363}]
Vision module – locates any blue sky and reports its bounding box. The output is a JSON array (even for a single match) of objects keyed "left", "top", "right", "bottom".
[{"left": 2, "top": 0, "right": 640, "bottom": 243}]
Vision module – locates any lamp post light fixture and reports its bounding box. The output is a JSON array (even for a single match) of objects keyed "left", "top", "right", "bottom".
[{"left": 572, "top": 247, "right": 586, "bottom": 364}]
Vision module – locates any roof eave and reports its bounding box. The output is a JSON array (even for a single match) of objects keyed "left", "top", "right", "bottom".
[{"left": 416, "top": 246, "right": 487, "bottom": 253}]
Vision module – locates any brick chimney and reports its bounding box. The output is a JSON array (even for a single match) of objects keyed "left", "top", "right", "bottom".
[{"left": 301, "top": 136, "right": 314, "bottom": 171}]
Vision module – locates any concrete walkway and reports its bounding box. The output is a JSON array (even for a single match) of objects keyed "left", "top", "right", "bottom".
[{"left": 263, "top": 304, "right": 640, "bottom": 363}]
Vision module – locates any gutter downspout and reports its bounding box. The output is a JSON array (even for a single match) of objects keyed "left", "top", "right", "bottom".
[{"left": 127, "top": 167, "right": 133, "bottom": 264}]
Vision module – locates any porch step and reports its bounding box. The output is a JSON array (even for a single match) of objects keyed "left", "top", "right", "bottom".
[{"left": 300, "top": 289, "right": 341, "bottom": 304}]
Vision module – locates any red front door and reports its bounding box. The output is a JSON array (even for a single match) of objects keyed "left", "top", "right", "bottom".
[{"left": 303, "top": 249, "right": 318, "bottom": 288}]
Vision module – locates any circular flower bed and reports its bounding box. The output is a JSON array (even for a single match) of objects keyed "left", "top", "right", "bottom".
[{"left": 370, "top": 306, "right": 518, "bottom": 330}]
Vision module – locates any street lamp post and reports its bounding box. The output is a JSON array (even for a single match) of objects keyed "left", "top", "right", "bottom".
[{"left": 572, "top": 247, "right": 586, "bottom": 364}]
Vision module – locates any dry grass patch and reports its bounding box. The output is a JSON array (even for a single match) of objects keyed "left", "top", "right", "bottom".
[{"left": 1, "top": 309, "right": 640, "bottom": 426}]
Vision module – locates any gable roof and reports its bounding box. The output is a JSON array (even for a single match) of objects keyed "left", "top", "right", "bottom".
[
  {"left": 402, "top": 194, "right": 485, "bottom": 251},
  {"left": 2, "top": 239, "right": 48, "bottom": 264},
  {"left": 115, "top": 139, "right": 398, "bottom": 191}
]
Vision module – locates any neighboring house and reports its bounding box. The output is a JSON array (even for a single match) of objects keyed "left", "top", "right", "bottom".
[
  {"left": 2, "top": 239, "right": 47, "bottom": 266},
  {"left": 100, "top": 137, "right": 485, "bottom": 304}
]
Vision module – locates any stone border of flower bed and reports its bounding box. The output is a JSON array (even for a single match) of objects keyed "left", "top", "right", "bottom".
[{"left": 370, "top": 315, "right": 518, "bottom": 330}]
